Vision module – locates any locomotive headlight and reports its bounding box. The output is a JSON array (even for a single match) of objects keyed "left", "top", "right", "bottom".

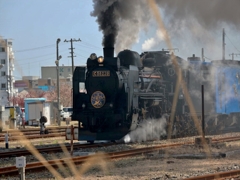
[
  {"left": 97, "top": 56, "right": 104, "bottom": 63},
  {"left": 90, "top": 53, "right": 97, "bottom": 60}
]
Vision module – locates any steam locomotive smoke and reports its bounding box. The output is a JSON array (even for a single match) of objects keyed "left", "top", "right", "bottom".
[
  {"left": 91, "top": 0, "right": 151, "bottom": 51},
  {"left": 91, "top": 0, "right": 240, "bottom": 52},
  {"left": 156, "top": 0, "right": 240, "bottom": 29},
  {"left": 123, "top": 116, "right": 167, "bottom": 143},
  {"left": 91, "top": 0, "right": 119, "bottom": 47}
]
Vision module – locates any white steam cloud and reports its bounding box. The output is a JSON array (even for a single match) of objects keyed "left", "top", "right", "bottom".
[
  {"left": 142, "top": 29, "right": 168, "bottom": 51},
  {"left": 123, "top": 116, "right": 167, "bottom": 143},
  {"left": 92, "top": 0, "right": 240, "bottom": 56}
]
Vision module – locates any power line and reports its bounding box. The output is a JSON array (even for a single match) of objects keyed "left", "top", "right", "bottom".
[
  {"left": 74, "top": 52, "right": 88, "bottom": 59},
  {"left": 16, "top": 50, "right": 69, "bottom": 61},
  {"left": 14, "top": 44, "right": 55, "bottom": 53},
  {"left": 81, "top": 41, "right": 102, "bottom": 49},
  {"left": 225, "top": 33, "right": 240, "bottom": 53},
  {"left": 16, "top": 53, "right": 56, "bottom": 61},
  {"left": 74, "top": 43, "right": 100, "bottom": 51},
  {"left": 17, "top": 57, "right": 55, "bottom": 65},
  {"left": 74, "top": 43, "right": 101, "bottom": 55}
]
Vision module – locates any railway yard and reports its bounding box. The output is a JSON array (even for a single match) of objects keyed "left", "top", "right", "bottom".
[{"left": 0, "top": 125, "right": 240, "bottom": 180}]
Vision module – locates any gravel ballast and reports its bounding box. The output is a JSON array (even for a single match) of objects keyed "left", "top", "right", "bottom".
[{"left": 1, "top": 132, "right": 240, "bottom": 180}]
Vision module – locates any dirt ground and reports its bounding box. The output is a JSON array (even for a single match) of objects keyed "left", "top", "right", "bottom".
[{"left": 62, "top": 141, "right": 240, "bottom": 180}]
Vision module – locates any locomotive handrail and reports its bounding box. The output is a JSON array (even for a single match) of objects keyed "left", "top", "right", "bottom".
[
  {"left": 134, "top": 92, "right": 164, "bottom": 96},
  {"left": 139, "top": 97, "right": 162, "bottom": 100},
  {"left": 139, "top": 75, "right": 161, "bottom": 79}
]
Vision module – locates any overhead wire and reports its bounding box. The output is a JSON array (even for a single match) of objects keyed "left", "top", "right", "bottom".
[
  {"left": 14, "top": 41, "right": 99, "bottom": 61},
  {"left": 16, "top": 49, "right": 69, "bottom": 62},
  {"left": 17, "top": 57, "right": 56, "bottom": 65},
  {"left": 75, "top": 44, "right": 100, "bottom": 55},
  {"left": 75, "top": 43, "right": 99, "bottom": 50},
  {"left": 74, "top": 52, "right": 88, "bottom": 59},
  {"left": 81, "top": 40, "right": 102, "bottom": 49},
  {"left": 13, "top": 41, "right": 98, "bottom": 76},
  {"left": 225, "top": 33, "right": 240, "bottom": 53},
  {"left": 14, "top": 44, "right": 55, "bottom": 52}
]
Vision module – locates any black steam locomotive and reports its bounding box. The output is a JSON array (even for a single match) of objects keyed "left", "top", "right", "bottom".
[
  {"left": 72, "top": 47, "right": 240, "bottom": 142},
  {"left": 72, "top": 47, "right": 185, "bottom": 142}
]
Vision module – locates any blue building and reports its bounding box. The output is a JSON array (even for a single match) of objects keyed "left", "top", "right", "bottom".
[{"left": 24, "top": 98, "right": 46, "bottom": 124}]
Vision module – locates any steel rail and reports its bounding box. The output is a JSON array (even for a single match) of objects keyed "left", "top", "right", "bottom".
[
  {"left": 1, "top": 135, "right": 240, "bottom": 177},
  {"left": 183, "top": 169, "right": 240, "bottom": 180},
  {"left": 0, "top": 142, "right": 188, "bottom": 176},
  {"left": 0, "top": 132, "right": 66, "bottom": 142},
  {"left": 0, "top": 126, "right": 75, "bottom": 133},
  {"left": 1, "top": 135, "right": 240, "bottom": 159},
  {"left": 0, "top": 142, "right": 116, "bottom": 158},
  {"left": 0, "top": 129, "right": 66, "bottom": 137}
]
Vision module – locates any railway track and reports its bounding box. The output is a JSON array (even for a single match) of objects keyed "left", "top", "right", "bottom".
[
  {"left": 184, "top": 170, "right": 240, "bottom": 180},
  {"left": 0, "top": 132, "right": 66, "bottom": 142},
  {"left": 1, "top": 135, "right": 240, "bottom": 177},
  {"left": 0, "top": 142, "right": 187, "bottom": 177},
  {"left": 0, "top": 126, "right": 71, "bottom": 134},
  {"left": 0, "top": 129, "right": 65, "bottom": 136},
  {"left": 0, "top": 126, "right": 76, "bottom": 142},
  {"left": 0, "top": 142, "right": 116, "bottom": 158},
  {"left": 1, "top": 135, "right": 240, "bottom": 158}
]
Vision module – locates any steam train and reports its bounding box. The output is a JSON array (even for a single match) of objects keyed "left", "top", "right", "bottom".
[{"left": 72, "top": 47, "right": 240, "bottom": 142}]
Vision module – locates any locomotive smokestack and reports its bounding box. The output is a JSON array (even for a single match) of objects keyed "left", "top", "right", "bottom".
[{"left": 103, "top": 47, "right": 114, "bottom": 58}]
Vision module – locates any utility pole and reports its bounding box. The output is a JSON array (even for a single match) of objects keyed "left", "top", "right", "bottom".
[
  {"left": 201, "top": 48, "right": 205, "bottom": 62},
  {"left": 6, "top": 75, "right": 12, "bottom": 106},
  {"left": 56, "top": 38, "right": 62, "bottom": 126},
  {"left": 229, "top": 53, "right": 240, "bottom": 60},
  {"left": 64, "top": 38, "right": 81, "bottom": 74},
  {"left": 222, "top": 28, "right": 225, "bottom": 60}
]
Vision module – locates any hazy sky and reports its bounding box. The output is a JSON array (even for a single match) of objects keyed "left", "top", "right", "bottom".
[{"left": 1, "top": 0, "right": 240, "bottom": 80}]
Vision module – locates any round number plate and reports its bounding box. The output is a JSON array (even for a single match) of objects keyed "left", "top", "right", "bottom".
[{"left": 91, "top": 91, "right": 106, "bottom": 108}]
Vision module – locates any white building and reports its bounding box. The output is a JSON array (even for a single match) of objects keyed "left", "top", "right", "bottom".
[{"left": 0, "top": 38, "right": 17, "bottom": 106}]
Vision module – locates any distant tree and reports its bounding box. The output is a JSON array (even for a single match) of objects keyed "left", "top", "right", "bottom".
[
  {"left": 9, "top": 94, "right": 25, "bottom": 108},
  {"left": 59, "top": 82, "right": 72, "bottom": 107},
  {"left": 9, "top": 89, "right": 46, "bottom": 108},
  {"left": 26, "top": 89, "right": 46, "bottom": 98},
  {"left": 9, "top": 81, "right": 72, "bottom": 108}
]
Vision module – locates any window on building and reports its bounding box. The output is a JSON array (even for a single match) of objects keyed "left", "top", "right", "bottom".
[
  {"left": 0, "top": 48, "right": 5, "bottom": 52},
  {"left": 1, "top": 83, "right": 6, "bottom": 89},
  {"left": 8, "top": 42, "right": 12, "bottom": 45},
  {"left": 1, "top": 71, "right": 6, "bottom": 76},
  {"left": 1, "top": 59, "right": 5, "bottom": 64}
]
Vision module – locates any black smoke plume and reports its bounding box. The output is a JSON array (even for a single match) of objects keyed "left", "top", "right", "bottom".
[
  {"left": 91, "top": 0, "right": 151, "bottom": 52},
  {"left": 91, "top": 0, "right": 119, "bottom": 47},
  {"left": 91, "top": 0, "right": 240, "bottom": 53}
]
